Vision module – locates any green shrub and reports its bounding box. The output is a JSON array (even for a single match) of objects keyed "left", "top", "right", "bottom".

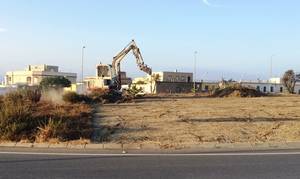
[
  {"left": 127, "top": 85, "right": 143, "bottom": 97},
  {"left": 40, "top": 76, "right": 71, "bottom": 90}
]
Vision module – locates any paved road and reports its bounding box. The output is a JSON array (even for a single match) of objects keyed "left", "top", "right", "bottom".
[{"left": 0, "top": 148, "right": 300, "bottom": 179}]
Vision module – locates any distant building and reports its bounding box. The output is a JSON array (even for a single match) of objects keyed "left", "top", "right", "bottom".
[
  {"left": 216, "top": 77, "right": 300, "bottom": 94},
  {"left": 133, "top": 71, "right": 195, "bottom": 94},
  {"left": 240, "top": 78, "right": 300, "bottom": 94},
  {"left": 151, "top": 71, "right": 193, "bottom": 83},
  {"left": 4, "top": 64, "right": 77, "bottom": 86},
  {"left": 120, "top": 72, "right": 132, "bottom": 85}
]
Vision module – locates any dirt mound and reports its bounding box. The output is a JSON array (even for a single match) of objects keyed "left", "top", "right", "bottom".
[{"left": 212, "top": 85, "right": 265, "bottom": 98}]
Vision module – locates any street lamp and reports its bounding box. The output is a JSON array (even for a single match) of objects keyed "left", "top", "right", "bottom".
[
  {"left": 81, "top": 46, "right": 86, "bottom": 93},
  {"left": 194, "top": 51, "right": 198, "bottom": 93}
]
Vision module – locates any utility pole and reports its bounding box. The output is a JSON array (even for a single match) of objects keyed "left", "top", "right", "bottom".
[
  {"left": 194, "top": 51, "right": 198, "bottom": 94},
  {"left": 81, "top": 46, "right": 86, "bottom": 93}
]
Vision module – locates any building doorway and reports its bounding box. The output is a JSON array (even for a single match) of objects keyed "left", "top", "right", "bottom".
[{"left": 187, "top": 76, "right": 191, "bottom": 83}]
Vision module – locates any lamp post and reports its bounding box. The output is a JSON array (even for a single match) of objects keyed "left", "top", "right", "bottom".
[
  {"left": 194, "top": 51, "right": 198, "bottom": 94},
  {"left": 81, "top": 46, "right": 86, "bottom": 93}
]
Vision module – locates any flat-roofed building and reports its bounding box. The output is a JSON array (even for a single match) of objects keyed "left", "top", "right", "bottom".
[
  {"left": 132, "top": 71, "right": 195, "bottom": 94},
  {"left": 150, "top": 71, "right": 193, "bottom": 83},
  {"left": 4, "top": 64, "right": 77, "bottom": 86},
  {"left": 240, "top": 78, "right": 300, "bottom": 94}
]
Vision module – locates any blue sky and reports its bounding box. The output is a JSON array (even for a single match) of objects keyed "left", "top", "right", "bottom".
[{"left": 1, "top": 0, "right": 300, "bottom": 81}]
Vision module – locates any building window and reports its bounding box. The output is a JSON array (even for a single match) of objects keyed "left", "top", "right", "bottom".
[
  {"left": 187, "top": 76, "right": 191, "bottom": 83},
  {"left": 205, "top": 85, "right": 209, "bottom": 91},
  {"left": 270, "top": 86, "right": 274, "bottom": 93},
  {"left": 104, "top": 79, "right": 111, "bottom": 86},
  {"left": 256, "top": 86, "right": 260, "bottom": 91},
  {"left": 181, "top": 76, "right": 185, "bottom": 82},
  {"left": 280, "top": 87, "right": 283, "bottom": 93},
  {"left": 263, "top": 86, "right": 267, "bottom": 93},
  {"left": 27, "top": 77, "right": 32, "bottom": 84}
]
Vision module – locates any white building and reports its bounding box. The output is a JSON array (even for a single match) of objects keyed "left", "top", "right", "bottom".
[
  {"left": 4, "top": 64, "right": 77, "bottom": 86},
  {"left": 240, "top": 78, "right": 300, "bottom": 94},
  {"left": 150, "top": 71, "right": 193, "bottom": 83},
  {"left": 132, "top": 71, "right": 194, "bottom": 94}
]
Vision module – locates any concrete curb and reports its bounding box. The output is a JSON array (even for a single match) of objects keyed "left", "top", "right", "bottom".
[
  {"left": 0, "top": 142, "right": 17, "bottom": 147},
  {"left": 1, "top": 141, "right": 300, "bottom": 151}
]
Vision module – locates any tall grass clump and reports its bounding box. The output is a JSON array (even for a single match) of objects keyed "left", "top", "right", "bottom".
[{"left": 0, "top": 89, "right": 41, "bottom": 141}]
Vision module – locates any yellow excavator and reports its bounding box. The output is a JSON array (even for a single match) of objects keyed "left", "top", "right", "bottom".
[{"left": 96, "top": 40, "right": 152, "bottom": 90}]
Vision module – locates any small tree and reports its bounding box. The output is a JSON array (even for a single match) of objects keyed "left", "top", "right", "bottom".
[
  {"left": 40, "top": 76, "right": 71, "bottom": 90},
  {"left": 282, "top": 70, "right": 296, "bottom": 94}
]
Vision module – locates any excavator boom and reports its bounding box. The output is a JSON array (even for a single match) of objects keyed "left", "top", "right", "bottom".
[{"left": 111, "top": 40, "right": 152, "bottom": 89}]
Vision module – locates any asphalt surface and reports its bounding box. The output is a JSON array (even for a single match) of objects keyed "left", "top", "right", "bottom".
[{"left": 0, "top": 148, "right": 300, "bottom": 179}]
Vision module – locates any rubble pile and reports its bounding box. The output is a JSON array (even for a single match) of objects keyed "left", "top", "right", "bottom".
[{"left": 212, "top": 85, "right": 265, "bottom": 98}]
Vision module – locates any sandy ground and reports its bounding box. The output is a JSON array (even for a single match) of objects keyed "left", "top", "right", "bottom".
[{"left": 94, "top": 96, "right": 300, "bottom": 148}]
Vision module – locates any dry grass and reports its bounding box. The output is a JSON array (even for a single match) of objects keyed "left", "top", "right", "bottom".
[
  {"left": 0, "top": 90, "right": 93, "bottom": 142},
  {"left": 94, "top": 96, "right": 300, "bottom": 148}
]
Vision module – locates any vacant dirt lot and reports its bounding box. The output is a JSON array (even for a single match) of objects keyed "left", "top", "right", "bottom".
[{"left": 94, "top": 96, "right": 300, "bottom": 148}]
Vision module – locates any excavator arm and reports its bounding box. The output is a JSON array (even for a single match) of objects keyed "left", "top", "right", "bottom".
[{"left": 111, "top": 40, "right": 152, "bottom": 89}]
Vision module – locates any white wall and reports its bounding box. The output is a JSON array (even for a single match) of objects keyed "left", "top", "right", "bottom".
[{"left": 241, "top": 82, "right": 300, "bottom": 94}]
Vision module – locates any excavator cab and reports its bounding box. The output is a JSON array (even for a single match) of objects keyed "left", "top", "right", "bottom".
[{"left": 96, "top": 64, "right": 117, "bottom": 89}]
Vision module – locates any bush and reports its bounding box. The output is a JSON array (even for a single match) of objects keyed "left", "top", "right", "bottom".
[
  {"left": 87, "top": 88, "right": 109, "bottom": 103},
  {"left": 4, "top": 89, "right": 41, "bottom": 104},
  {"left": 102, "top": 90, "right": 123, "bottom": 103},
  {"left": 23, "top": 88, "right": 42, "bottom": 103},
  {"left": 127, "top": 85, "right": 144, "bottom": 97},
  {"left": 64, "top": 88, "right": 134, "bottom": 104},
  {"left": 62, "top": 92, "right": 92, "bottom": 104},
  {"left": 88, "top": 88, "right": 122, "bottom": 103},
  {"left": 40, "top": 76, "right": 71, "bottom": 90}
]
